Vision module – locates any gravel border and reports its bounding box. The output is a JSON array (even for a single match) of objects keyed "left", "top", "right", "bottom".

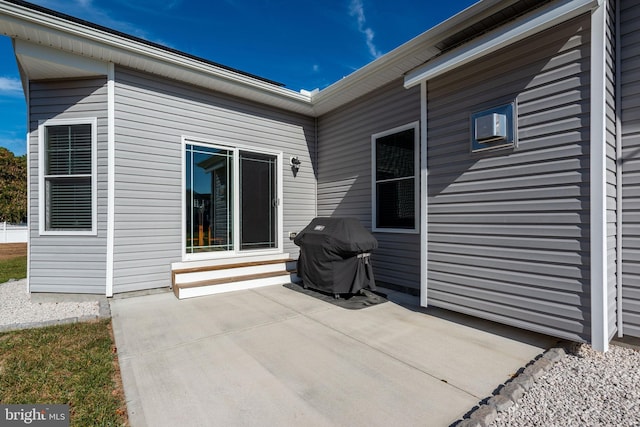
[
  {"left": 453, "top": 346, "right": 567, "bottom": 427},
  {"left": 452, "top": 341, "right": 640, "bottom": 427},
  {"left": 0, "top": 279, "right": 110, "bottom": 333}
]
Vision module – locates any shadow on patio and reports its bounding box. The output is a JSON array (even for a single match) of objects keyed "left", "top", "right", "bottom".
[{"left": 110, "top": 284, "right": 557, "bottom": 427}]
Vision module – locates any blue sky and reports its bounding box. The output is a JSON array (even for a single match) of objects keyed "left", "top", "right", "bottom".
[{"left": 0, "top": 0, "right": 477, "bottom": 156}]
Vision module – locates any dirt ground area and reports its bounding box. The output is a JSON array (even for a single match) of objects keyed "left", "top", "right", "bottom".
[{"left": 0, "top": 243, "right": 27, "bottom": 260}]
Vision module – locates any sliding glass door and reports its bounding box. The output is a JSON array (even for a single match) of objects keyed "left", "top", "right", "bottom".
[
  {"left": 185, "top": 144, "right": 233, "bottom": 254},
  {"left": 185, "top": 142, "right": 279, "bottom": 257},
  {"left": 240, "top": 151, "right": 277, "bottom": 250}
]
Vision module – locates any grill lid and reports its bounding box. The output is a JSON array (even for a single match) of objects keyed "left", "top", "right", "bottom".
[{"left": 294, "top": 217, "right": 378, "bottom": 254}]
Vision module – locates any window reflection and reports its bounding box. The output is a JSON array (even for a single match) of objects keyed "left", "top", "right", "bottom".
[{"left": 185, "top": 144, "right": 233, "bottom": 253}]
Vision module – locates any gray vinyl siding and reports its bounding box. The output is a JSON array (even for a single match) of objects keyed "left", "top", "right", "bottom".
[
  {"left": 604, "top": 0, "right": 618, "bottom": 340},
  {"left": 620, "top": 0, "right": 640, "bottom": 337},
  {"left": 28, "top": 78, "right": 108, "bottom": 294},
  {"left": 112, "top": 67, "right": 316, "bottom": 293},
  {"left": 317, "top": 80, "right": 421, "bottom": 291},
  {"left": 426, "top": 15, "right": 592, "bottom": 342}
]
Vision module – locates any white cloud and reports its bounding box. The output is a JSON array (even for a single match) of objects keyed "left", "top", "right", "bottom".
[
  {"left": 349, "top": 0, "right": 382, "bottom": 59},
  {"left": 312, "top": 64, "right": 320, "bottom": 73},
  {"left": 0, "top": 77, "right": 22, "bottom": 94}
]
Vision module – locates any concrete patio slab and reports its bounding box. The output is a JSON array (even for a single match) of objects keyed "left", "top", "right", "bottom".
[{"left": 110, "top": 285, "right": 557, "bottom": 427}]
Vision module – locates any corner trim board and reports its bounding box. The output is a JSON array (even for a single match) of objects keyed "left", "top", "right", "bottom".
[
  {"left": 106, "top": 63, "right": 115, "bottom": 297},
  {"left": 420, "top": 81, "right": 428, "bottom": 307},
  {"left": 590, "top": 1, "right": 609, "bottom": 352}
]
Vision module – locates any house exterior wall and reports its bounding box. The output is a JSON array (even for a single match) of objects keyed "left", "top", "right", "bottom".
[
  {"left": 316, "top": 80, "right": 421, "bottom": 291},
  {"left": 28, "top": 77, "right": 109, "bottom": 293},
  {"left": 426, "top": 14, "right": 592, "bottom": 342},
  {"left": 112, "top": 67, "right": 316, "bottom": 293},
  {"left": 620, "top": 0, "right": 640, "bottom": 337}
]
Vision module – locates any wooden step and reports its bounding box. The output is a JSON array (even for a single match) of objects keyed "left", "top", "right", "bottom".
[
  {"left": 171, "top": 256, "right": 300, "bottom": 299},
  {"left": 172, "top": 269, "right": 297, "bottom": 299},
  {"left": 171, "top": 253, "right": 292, "bottom": 271},
  {"left": 171, "top": 258, "right": 296, "bottom": 286}
]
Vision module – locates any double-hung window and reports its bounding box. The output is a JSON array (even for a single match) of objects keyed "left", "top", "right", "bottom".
[
  {"left": 39, "top": 118, "right": 97, "bottom": 235},
  {"left": 372, "top": 122, "right": 419, "bottom": 233}
]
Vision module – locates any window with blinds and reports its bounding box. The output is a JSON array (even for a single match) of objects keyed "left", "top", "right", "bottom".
[
  {"left": 43, "top": 124, "right": 93, "bottom": 231},
  {"left": 372, "top": 122, "right": 419, "bottom": 232}
]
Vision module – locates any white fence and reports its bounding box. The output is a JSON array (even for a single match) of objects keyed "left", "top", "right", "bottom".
[{"left": 1, "top": 222, "right": 28, "bottom": 243}]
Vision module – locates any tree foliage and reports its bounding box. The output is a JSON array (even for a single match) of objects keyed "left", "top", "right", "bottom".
[{"left": 0, "top": 147, "right": 27, "bottom": 223}]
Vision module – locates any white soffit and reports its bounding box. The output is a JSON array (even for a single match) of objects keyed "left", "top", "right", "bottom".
[
  {"left": 404, "top": 0, "right": 600, "bottom": 88},
  {"left": 0, "top": 1, "right": 315, "bottom": 115},
  {"left": 15, "top": 39, "right": 108, "bottom": 79}
]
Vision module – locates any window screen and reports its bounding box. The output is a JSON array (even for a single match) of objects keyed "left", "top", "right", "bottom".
[
  {"left": 374, "top": 126, "right": 417, "bottom": 230},
  {"left": 44, "top": 124, "right": 93, "bottom": 230}
]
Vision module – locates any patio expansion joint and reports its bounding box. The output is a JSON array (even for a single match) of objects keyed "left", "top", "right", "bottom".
[
  {"left": 255, "top": 289, "right": 480, "bottom": 400},
  {"left": 315, "top": 319, "right": 480, "bottom": 400}
]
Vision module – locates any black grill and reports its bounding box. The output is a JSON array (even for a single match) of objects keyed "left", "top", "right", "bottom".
[{"left": 294, "top": 217, "right": 377, "bottom": 296}]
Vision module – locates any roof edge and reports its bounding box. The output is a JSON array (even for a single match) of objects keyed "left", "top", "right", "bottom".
[
  {"left": 312, "top": 0, "right": 520, "bottom": 110},
  {"left": 404, "top": 0, "right": 599, "bottom": 86},
  {"left": 2, "top": 0, "right": 285, "bottom": 87},
  {"left": 0, "top": 0, "right": 315, "bottom": 114},
  {"left": 1, "top": 0, "right": 595, "bottom": 117}
]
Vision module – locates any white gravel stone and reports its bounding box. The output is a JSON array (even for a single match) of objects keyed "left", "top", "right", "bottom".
[
  {"left": 491, "top": 343, "right": 640, "bottom": 427},
  {"left": 0, "top": 279, "right": 101, "bottom": 330}
]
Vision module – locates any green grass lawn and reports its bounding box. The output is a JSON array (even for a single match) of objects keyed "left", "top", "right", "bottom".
[
  {"left": 0, "top": 255, "right": 27, "bottom": 283},
  {"left": 0, "top": 320, "right": 128, "bottom": 426},
  {"left": 0, "top": 248, "right": 127, "bottom": 425}
]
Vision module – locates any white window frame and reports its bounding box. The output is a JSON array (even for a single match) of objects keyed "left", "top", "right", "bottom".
[
  {"left": 38, "top": 117, "right": 98, "bottom": 236},
  {"left": 371, "top": 121, "right": 420, "bottom": 234},
  {"left": 181, "top": 136, "right": 284, "bottom": 261}
]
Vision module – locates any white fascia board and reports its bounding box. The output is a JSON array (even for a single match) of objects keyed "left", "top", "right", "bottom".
[
  {"left": 0, "top": 2, "right": 311, "bottom": 110},
  {"left": 312, "top": 44, "right": 440, "bottom": 112},
  {"left": 404, "top": 0, "right": 599, "bottom": 88},
  {"left": 311, "top": 0, "right": 517, "bottom": 115}
]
